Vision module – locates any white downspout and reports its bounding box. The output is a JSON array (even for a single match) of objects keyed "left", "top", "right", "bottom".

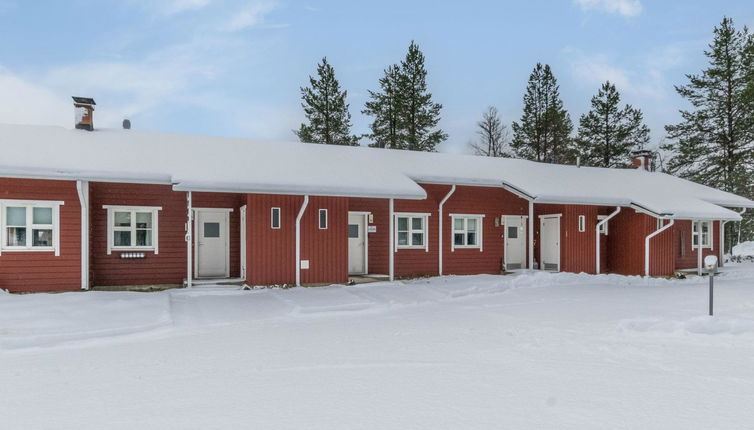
[
  {"left": 697, "top": 220, "right": 703, "bottom": 276},
  {"left": 644, "top": 218, "right": 674, "bottom": 276},
  {"left": 438, "top": 185, "right": 456, "bottom": 276},
  {"left": 720, "top": 220, "right": 728, "bottom": 266},
  {"left": 595, "top": 207, "right": 621, "bottom": 275},
  {"left": 528, "top": 200, "right": 534, "bottom": 269},
  {"left": 389, "top": 198, "right": 395, "bottom": 281},
  {"left": 186, "top": 191, "right": 193, "bottom": 288},
  {"left": 295, "top": 195, "right": 309, "bottom": 287},
  {"left": 76, "top": 180, "right": 89, "bottom": 290}
]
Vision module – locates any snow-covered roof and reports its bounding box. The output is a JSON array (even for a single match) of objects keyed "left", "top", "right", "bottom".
[{"left": 1, "top": 123, "right": 751, "bottom": 220}]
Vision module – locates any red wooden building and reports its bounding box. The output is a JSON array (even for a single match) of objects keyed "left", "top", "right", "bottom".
[{"left": 0, "top": 105, "right": 751, "bottom": 293}]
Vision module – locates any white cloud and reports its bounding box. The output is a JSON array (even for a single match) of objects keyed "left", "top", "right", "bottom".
[
  {"left": 0, "top": 67, "right": 70, "bottom": 127},
  {"left": 160, "top": 0, "right": 214, "bottom": 15},
  {"left": 573, "top": 0, "right": 643, "bottom": 18},
  {"left": 225, "top": 1, "right": 279, "bottom": 31}
]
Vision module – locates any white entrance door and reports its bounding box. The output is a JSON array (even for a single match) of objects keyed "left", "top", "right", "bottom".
[
  {"left": 540, "top": 215, "right": 561, "bottom": 271},
  {"left": 196, "top": 210, "right": 229, "bottom": 278},
  {"left": 504, "top": 215, "right": 527, "bottom": 270},
  {"left": 348, "top": 213, "right": 367, "bottom": 275}
]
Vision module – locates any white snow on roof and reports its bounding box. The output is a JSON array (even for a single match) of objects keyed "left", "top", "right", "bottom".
[{"left": 0, "top": 123, "right": 751, "bottom": 220}]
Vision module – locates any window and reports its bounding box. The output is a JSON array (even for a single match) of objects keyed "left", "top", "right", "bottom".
[
  {"left": 271, "top": 207, "right": 281, "bottom": 229},
  {"left": 204, "top": 222, "right": 220, "bottom": 238},
  {"left": 692, "top": 221, "right": 712, "bottom": 249},
  {"left": 597, "top": 215, "right": 608, "bottom": 235},
  {"left": 319, "top": 209, "right": 328, "bottom": 229},
  {"left": 105, "top": 206, "right": 160, "bottom": 254},
  {"left": 395, "top": 213, "right": 429, "bottom": 250},
  {"left": 0, "top": 200, "right": 62, "bottom": 255},
  {"left": 451, "top": 214, "right": 484, "bottom": 250},
  {"left": 348, "top": 224, "right": 359, "bottom": 238},
  {"left": 578, "top": 215, "right": 586, "bottom": 232}
]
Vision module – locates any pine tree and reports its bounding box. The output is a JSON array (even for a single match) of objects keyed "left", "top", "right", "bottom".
[
  {"left": 469, "top": 106, "right": 510, "bottom": 157},
  {"left": 576, "top": 81, "right": 650, "bottom": 167},
  {"left": 398, "top": 41, "right": 447, "bottom": 151},
  {"left": 363, "top": 65, "right": 404, "bottom": 149},
  {"left": 511, "top": 63, "right": 574, "bottom": 163},
  {"left": 662, "top": 17, "right": 754, "bottom": 249},
  {"left": 295, "top": 57, "right": 358, "bottom": 145}
]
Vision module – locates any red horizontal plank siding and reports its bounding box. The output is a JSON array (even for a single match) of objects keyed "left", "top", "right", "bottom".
[
  {"left": 301, "top": 197, "right": 348, "bottom": 284},
  {"left": 0, "top": 178, "right": 81, "bottom": 292},
  {"left": 673, "top": 220, "right": 722, "bottom": 271},
  {"left": 393, "top": 184, "right": 449, "bottom": 277},
  {"left": 90, "top": 183, "right": 187, "bottom": 286}
]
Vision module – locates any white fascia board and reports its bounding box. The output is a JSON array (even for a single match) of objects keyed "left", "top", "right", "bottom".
[
  {"left": 172, "top": 182, "right": 427, "bottom": 200},
  {"left": 0, "top": 166, "right": 173, "bottom": 185}
]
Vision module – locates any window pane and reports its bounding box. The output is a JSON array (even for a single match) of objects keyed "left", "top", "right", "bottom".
[
  {"left": 693, "top": 235, "right": 699, "bottom": 246},
  {"left": 467, "top": 218, "right": 477, "bottom": 231},
  {"left": 454, "top": 218, "right": 464, "bottom": 230},
  {"left": 204, "top": 222, "right": 220, "bottom": 238},
  {"left": 114, "top": 211, "right": 131, "bottom": 227},
  {"left": 114, "top": 230, "right": 131, "bottom": 246},
  {"left": 454, "top": 233, "right": 465, "bottom": 245},
  {"left": 33, "top": 207, "right": 53, "bottom": 224},
  {"left": 135, "top": 212, "right": 152, "bottom": 229},
  {"left": 348, "top": 224, "right": 359, "bottom": 238},
  {"left": 136, "top": 229, "right": 152, "bottom": 246},
  {"left": 32, "top": 229, "right": 52, "bottom": 247},
  {"left": 319, "top": 210, "right": 327, "bottom": 229},
  {"left": 467, "top": 232, "right": 477, "bottom": 245},
  {"left": 271, "top": 208, "right": 280, "bottom": 228},
  {"left": 6, "top": 207, "right": 25, "bottom": 226},
  {"left": 411, "top": 217, "right": 423, "bottom": 230},
  {"left": 6, "top": 227, "right": 26, "bottom": 246},
  {"left": 398, "top": 217, "right": 408, "bottom": 231},
  {"left": 398, "top": 231, "right": 408, "bottom": 245},
  {"left": 507, "top": 226, "right": 518, "bottom": 239},
  {"left": 411, "top": 232, "right": 424, "bottom": 246}
]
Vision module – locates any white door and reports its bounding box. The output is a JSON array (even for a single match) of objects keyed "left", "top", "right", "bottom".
[
  {"left": 196, "top": 210, "right": 229, "bottom": 278},
  {"left": 348, "top": 213, "right": 367, "bottom": 275},
  {"left": 540, "top": 215, "right": 560, "bottom": 271},
  {"left": 504, "top": 216, "right": 527, "bottom": 270}
]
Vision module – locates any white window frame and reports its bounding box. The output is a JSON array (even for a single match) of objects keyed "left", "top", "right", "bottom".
[
  {"left": 578, "top": 215, "right": 586, "bottom": 232},
  {"left": 0, "top": 200, "right": 63, "bottom": 256},
  {"left": 271, "top": 207, "right": 281, "bottom": 229},
  {"left": 394, "top": 212, "right": 430, "bottom": 251},
  {"left": 692, "top": 220, "right": 712, "bottom": 250},
  {"left": 319, "top": 209, "right": 328, "bottom": 230},
  {"left": 104, "top": 205, "right": 161, "bottom": 255},
  {"left": 450, "top": 214, "right": 484, "bottom": 252},
  {"left": 597, "top": 215, "right": 608, "bottom": 235}
]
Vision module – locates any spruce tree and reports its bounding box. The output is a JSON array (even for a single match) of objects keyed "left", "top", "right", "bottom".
[
  {"left": 576, "top": 81, "right": 650, "bottom": 167},
  {"left": 295, "top": 57, "right": 358, "bottom": 145},
  {"left": 398, "top": 41, "right": 447, "bottom": 151},
  {"left": 662, "top": 17, "right": 754, "bottom": 249},
  {"left": 469, "top": 106, "right": 510, "bottom": 157},
  {"left": 363, "top": 65, "right": 404, "bottom": 149},
  {"left": 511, "top": 63, "right": 574, "bottom": 163}
]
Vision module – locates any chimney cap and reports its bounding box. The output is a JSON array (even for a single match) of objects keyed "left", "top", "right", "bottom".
[{"left": 72, "top": 96, "right": 96, "bottom": 106}]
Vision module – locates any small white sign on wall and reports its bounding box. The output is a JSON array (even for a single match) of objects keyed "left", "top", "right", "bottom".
[
  {"left": 367, "top": 225, "right": 377, "bottom": 233},
  {"left": 300, "top": 260, "right": 310, "bottom": 269}
]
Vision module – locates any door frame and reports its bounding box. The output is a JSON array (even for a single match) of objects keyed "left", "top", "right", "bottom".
[
  {"left": 193, "top": 207, "right": 233, "bottom": 279},
  {"left": 348, "top": 211, "right": 370, "bottom": 275},
  {"left": 538, "top": 214, "right": 562, "bottom": 272},
  {"left": 503, "top": 215, "right": 527, "bottom": 270},
  {"left": 240, "top": 205, "right": 247, "bottom": 280}
]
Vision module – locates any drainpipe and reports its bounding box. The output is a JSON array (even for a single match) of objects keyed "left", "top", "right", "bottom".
[
  {"left": 595, "top": 207, "right": 621, "bottom": 275},
  {"left": 644, "top": 218, "right": 674, "bottom": 276},
  {"left": 438, "top": 185, "right": 456, "bottom": 276},
  {"left": 186, "top": 191, "right": 193, "bottom": 288},
  {"left": 389, "top": 198, "right": 395, "bottom": 281},
  {"left": 720, "top": 220, "right": 728, "bottom": 266},
  {"left": 528, "top": 200, "right": 534, "bottom": 269},
  {"left": 76, "top": 180, "right": 89, "bottom": 290},
  {"left": 697, "top": 220, "right": 703, "bottom": 276},
  {"left": 295, "top": 195, "right": 310, "bottom": 287}
]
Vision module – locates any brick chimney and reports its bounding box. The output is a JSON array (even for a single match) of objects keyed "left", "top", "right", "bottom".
[
  {"left": 72, "top": 97, "right": 96, "bottom": 131},
  {"left": 631, "top": 150, "right": 654, "bottom": 171}
]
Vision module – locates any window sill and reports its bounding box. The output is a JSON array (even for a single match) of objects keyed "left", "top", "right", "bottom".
[
  {"left": 109, "top": 247, "right": 156, "bottom": 252},
  {"left": 397, "top": 246, "right": 427, "bottom": 250},
  {"left": 452, "top": 245, "right": 481, "bottom": 250},
  {"left": 1, "top": 247, "right": 56, "bottom": 253}
]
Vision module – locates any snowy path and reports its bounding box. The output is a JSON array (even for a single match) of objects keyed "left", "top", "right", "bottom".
[{"left": 2, "top": 267, "right": 754, "bottom": 429}]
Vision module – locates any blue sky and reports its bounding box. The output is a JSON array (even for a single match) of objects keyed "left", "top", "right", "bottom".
[{"left": 0, "top": 0, "right": 752, "bottom": 153}]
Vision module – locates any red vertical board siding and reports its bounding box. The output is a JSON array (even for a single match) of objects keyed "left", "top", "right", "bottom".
[
  {"left": 0, "top": 178, "right": 81, "bottom": 292},
  {"left": 443, "top": 186, "right": 528, "bottom": 275},
  {"left": 673, "top": 220, "right": 722, "bottom": 271},
  {"left": 300, "top": 196, "right": 349, "bottom": 284},
  {"left": 348, "top": 198, "right": 390, "bottom": 275},
  {"left": 90, "top": 183, "right": 188, "bottom": 286},
  {"left": 192, "top": 192, "right": 245, "bottom": 277},
  {"left": 606, "top": 209, "right": 674, "bottom": 276},
  {"left": 246, "top": 194, "right": 300, "bottom": 285}
]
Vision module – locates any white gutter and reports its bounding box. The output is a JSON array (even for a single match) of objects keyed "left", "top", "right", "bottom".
[
  {"left": 76, "top": 180, "right": 89, "bottom": 290},
  {"left": 389, "top": 198, "right": 395, "bottom": 281},
  {"left": 295, "top": 195, "right": 309, "bottom": 286},
  {"left": 186, "top": 191, "right": 193, "bottom": 288},
  {"left": 645, "top": 219, "right": 674, "bottom": 276},
  {"left": 595, "top": 207, "right": 621, "bottom": 275},
  {"left": 438, "top": 185, "right": 456, "bottom": 276}
]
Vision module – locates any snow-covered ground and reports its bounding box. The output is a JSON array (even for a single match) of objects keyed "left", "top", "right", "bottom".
[{"left": 2, "top": 267, "right": 754, "bottom": 429}]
